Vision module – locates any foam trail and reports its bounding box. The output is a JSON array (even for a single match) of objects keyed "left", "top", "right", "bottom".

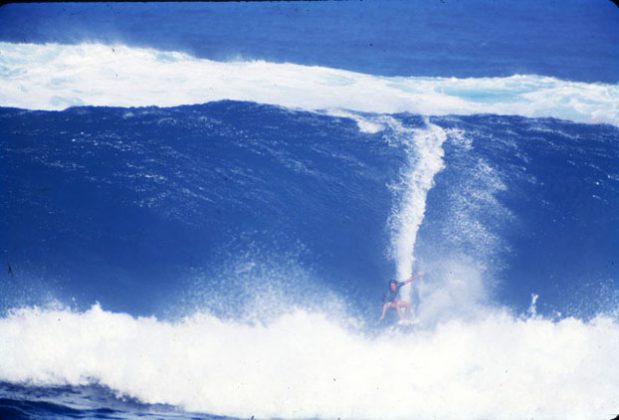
[
  {"left": 1, "top": 42, "right": 618, "bottom": 125},
  {"left": 388, "top": 118, "right": 447, "bottom": 302},
  {"left": 1, "top": 304, "right": 618, "bottom": 419}
]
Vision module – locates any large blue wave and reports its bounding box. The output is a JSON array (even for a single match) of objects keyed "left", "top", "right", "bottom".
[
  {"left": 1, "top": 40, "right": 618, "bottom": 419},
  {"left": 1, "top": 102, "right": 617, "bottom": 319}
]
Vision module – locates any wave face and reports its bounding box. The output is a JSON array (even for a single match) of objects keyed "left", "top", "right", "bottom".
[{"left": 1, "top": 42, "right": 618, "bottom": 125}]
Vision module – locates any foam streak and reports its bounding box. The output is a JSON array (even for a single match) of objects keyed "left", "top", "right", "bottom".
[{"left": 388, "top": 119, "right": 447, "bottom": 301}]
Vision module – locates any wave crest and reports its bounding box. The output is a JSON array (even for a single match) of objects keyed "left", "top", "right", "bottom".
[{"left": 1, "top": 42, "right": 618, "bottom": 125}]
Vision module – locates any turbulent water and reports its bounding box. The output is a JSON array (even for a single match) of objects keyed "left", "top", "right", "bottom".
[{"left": 1, "top": 3, "right": 619, "bottom": 419}]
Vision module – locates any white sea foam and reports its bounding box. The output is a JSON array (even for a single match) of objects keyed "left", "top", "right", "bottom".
[
  {"left": 1, "top": 42, "right": 618, "bottom": 125},
  {"left": 386, "top": 118, "right": 447, "bottom": 305},
  {"left": 0, "top": 304, "right": 618, "bottom": 419}
]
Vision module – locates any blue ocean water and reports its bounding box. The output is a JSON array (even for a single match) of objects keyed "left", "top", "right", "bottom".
[
  {"left": 1, "top": 104, "right": 617, "bottom": 318},
  {"left": 0, "top": 1, "right": 617, "bottom": 83},
  {"left": 0, "top": 381, "right": 222, "bottom": 420},
  {"left": 1, "top": 2, "right": 619, "bottom": 420}
]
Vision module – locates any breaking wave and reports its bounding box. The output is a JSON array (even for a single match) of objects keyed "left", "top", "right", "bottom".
[{"left": 1, "top": 42, "right": 618, "bottom": 125}]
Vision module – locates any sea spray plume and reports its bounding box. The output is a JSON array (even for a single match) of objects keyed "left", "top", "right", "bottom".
[
  {"left": 325, "top": 113, "right": 491, "bottom": 324},
  {"left": 387, "top": 117, "right": 447, "bottom": 303},
  {"left": 168, "top": 250, "right": 356, "bottom": 326},
  {"left": 321, "top": 112, "right": 447, "bottom": 307},
  {"left": 415, "top": 256, "right": 492, "bottom": 325},
  {"left": 408, "top": 125, "right": 515, "bottom": 325}
]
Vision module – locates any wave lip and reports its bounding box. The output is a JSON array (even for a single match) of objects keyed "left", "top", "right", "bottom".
[{"left": 1, "top": 42, "right": 618, "bottom": 125}]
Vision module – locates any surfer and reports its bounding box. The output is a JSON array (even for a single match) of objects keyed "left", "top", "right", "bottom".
[{"left": 379, "top": 273, "right": 423, "bottom": 322}]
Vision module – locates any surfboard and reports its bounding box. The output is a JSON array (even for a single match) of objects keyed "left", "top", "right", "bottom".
[
  {"left": 385, "top": 318, "right": 420, "bottom": 333},
  {"left": 397, "top": 319, "right": 416, "bottom": 326}
]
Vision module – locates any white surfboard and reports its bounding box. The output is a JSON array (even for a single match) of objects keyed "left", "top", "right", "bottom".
[{"left": 397, "top": 318, "right": 418, "bottom": 326}]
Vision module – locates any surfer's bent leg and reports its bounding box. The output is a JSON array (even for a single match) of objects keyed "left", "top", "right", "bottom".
[{"left": 380, "top": 302, "right": 396, "bottom": 321}]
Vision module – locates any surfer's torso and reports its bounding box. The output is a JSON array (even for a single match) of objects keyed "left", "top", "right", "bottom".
[{"left": 385, "top": 281, "right": 404, "bottom": 302}]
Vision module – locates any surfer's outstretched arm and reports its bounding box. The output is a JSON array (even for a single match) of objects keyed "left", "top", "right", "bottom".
[{"left": 403, "top": 272, "right": 424, "bottom": 284}]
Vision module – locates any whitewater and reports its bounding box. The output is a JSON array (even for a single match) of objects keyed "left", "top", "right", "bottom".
[
  {"left": 1, "top": 42, "right": 619, "bottom": 419},
  {"left": 1, "top": 42, "right": 618, "bottom": 125},
  {"left": 1, "top": 303, "right": 618, "bottom": 420}
]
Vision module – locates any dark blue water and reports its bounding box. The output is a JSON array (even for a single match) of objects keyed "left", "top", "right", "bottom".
[
  {"left": 0, "top": 381, "right": 227, "bottom": 420},
  {"left": 2, "top": 103, "right": 617, "bottom": 319},
  {"left": 1, "top": 1, "right": 617, "bottom": 83},
  {"left": 1, "top": 103, "right": 397, "bottom": 317}
]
